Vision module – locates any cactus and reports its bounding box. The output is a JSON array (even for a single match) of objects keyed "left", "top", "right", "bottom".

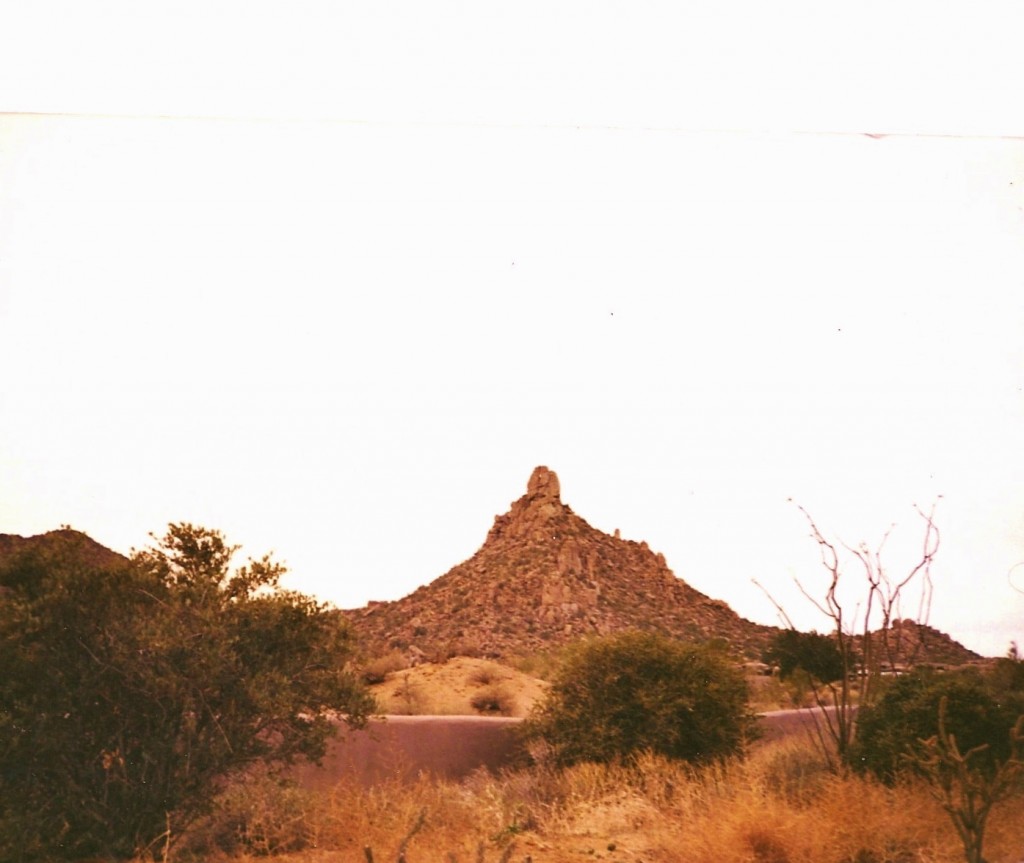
[{"left": 906, "top": 697, "right": 1024, "bottom": 863}]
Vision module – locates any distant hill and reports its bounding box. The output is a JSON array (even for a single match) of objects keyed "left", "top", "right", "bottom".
[
  {"left": 0, "top": 528, "right": 127, "bottom": 574},
  {"left": 344, "top": 466, "right": 778, "bottom": 660},
  {"left": 878, "top": 618, "right": 983, "bottom": 669}
]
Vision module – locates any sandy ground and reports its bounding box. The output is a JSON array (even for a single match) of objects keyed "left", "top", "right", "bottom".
[{"left": 368, "top": 657, "right": 549, "bottom": 717}]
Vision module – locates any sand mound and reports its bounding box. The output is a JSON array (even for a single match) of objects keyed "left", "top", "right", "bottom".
[{"left": 368, "top": 656, "right": 548, "bottom": 717}]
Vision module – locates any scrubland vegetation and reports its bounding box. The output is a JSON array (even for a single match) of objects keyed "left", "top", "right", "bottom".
[
  {"left": 3, "top": 517, "right": 1022, "bottom": 862},
  {"left": 175, "top": 735, "right": 1024, "bottom": 863},
  {"left": 169, "top": 644, "right": 1024, "bottom": 863}
]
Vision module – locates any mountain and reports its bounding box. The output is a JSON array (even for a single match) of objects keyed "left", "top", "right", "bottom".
[{"left": 344, "top": 466, "right": 778, "bottom": 660}]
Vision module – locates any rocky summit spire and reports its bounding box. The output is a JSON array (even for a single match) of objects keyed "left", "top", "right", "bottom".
[
  {"left": 487, "top": 466, "right": 568, "bottom": 541},
  {"left": 526, "top": 465, "right": 560, "bottom": 501}
]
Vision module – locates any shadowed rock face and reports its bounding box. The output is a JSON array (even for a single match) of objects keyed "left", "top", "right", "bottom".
[{"left": 345, "top": 466, "right": 777, "bottom": 661}]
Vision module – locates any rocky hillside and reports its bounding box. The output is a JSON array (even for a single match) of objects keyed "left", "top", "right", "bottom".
[
  {"left": 344, "top": 466, "right": 778, "bottom": 660},
  {"left": 876, "top": 618, "right": 982, "bottom": 669}
]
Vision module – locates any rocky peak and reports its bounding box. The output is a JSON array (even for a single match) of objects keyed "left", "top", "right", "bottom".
[
  {"left": 527, "top": 465, "right": 560, "bottom": 501},
  {"left": 347, "top": 466, "right": 779, "bottom": 660},
  {"left": 487, "top": 466, "right": 569, "bottom": 542},
  {"left": 343, "top": 470, "right": 985, "bottom": 664}
]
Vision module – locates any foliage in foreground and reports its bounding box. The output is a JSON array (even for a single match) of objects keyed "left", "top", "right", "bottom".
[
  {"left": 912, "top": 698, "right": 1024, "bottom": 863},
  {"left": 178, "top": 737, "right": 1024, "bottom": 863},
  {"left": 851, "top": 661, "right": 1024, "bottom": 863},
  {"left": 522, "top": 630, "right": 754, "bottom": 766},
  {"left": 0, "top": 525, "right": 375, "bottom": 861},
  {"left": 851, "top": 666, "right": 1024, "bottom": 784}
]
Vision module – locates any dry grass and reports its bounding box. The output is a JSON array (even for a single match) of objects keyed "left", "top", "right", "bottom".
[{"left": 174, "top": 735, "right": 1024, "bottom": 863}]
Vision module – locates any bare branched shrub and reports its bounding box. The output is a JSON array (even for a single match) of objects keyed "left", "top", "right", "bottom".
[
  {"left": 755, "top": 500, "right": 940, "bottom": 768},
  {"left": 392, "top": 672, "right": 427, "bottom": 715}
]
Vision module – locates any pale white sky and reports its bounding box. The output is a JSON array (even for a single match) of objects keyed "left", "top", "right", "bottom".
[{"left": 1, "top": 1, "right": 1022, "bottom": 656}]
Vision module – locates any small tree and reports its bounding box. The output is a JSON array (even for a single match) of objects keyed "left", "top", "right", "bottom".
[
  {"left": 0, "top": 524, "right": 375, "bottom": 860},
  {"left": 763, "top": 629, "right": 844, "bottom": 684},
  {"left": 522, "top": 630, "right": 754, "bottom": 767}
]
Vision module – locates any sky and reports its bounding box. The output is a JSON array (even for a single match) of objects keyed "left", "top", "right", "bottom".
[{"left": 1, "top": 1, "right": 1022, "bottom": 657}]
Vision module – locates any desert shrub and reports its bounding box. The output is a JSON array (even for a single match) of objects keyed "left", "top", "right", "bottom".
[
  {"left": 392, "top": 672, "right": 427, "bottom": 714},
  {"left": 471, "top": 684, "right": 515, "bottom": 715},
  {"left": 509, "top": 647, "right": 570, "bottom": 681},
  {"left": 989, "top": 643, "right": 1024, "bottom": 693},
  {"left": 0, "top": 524, "right": 375, "bottom": 861},
  {"left": 850, "top": 667, "right": 1024, "bottom": 783},
  {"left": 191, "top": 765, "right": 320, "bottom": 856},
  {"left": 763, "top": 629, "right": 844, "bottom": 684},
  {"left": 469, "top": 662, "right": 505, "bottom": 686},
  {"left": 362, "top": 650, "right": 409, "bottom": 684},
  {"left": 522, "top": 631, "right": 754, "bottom": 767}
]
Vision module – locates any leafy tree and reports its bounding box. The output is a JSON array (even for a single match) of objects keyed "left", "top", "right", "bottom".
[
  {"left": 523, "top": 630, "right": 754, "bottom": 767},
  {"left": 763, "top": 629, "right": 844, "bottom": 683},
  {"left": 0, "top": 525, "right": 375, "bottom": 861}
]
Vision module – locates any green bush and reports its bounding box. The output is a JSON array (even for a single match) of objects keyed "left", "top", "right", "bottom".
[
  {"left": 523, "top": 630, "right": 754, "bottom": 766},
  {"left": 763, "top": 629, "right": 844, "bottom": 684},
  {"left": 0, "top": 524, "right": 375, "bottom": 861},
  {"left": 850, "top": 667, "right": 1024, "bottom": 782}
]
